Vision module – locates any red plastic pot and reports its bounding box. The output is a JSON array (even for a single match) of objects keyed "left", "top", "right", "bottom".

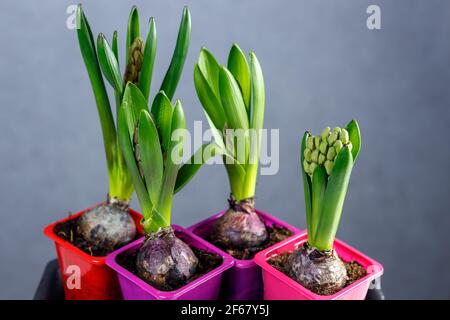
[
  {"left": 106, "top": 225, "right": 234, "bottom": 300},
  {"left": 43, "top": 204, "right": 143, "bottom": 300},
  {"left": 188, "top": 210, "right": 302, "bottom": 300},
  {"left": 254, "top": 232, "right": 384, "bottom": 300}
]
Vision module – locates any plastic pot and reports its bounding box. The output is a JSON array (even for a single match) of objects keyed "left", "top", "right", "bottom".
[
  {"left": 43, "top": 204, "right": 144, "bottom": 300},
  {"left": 105, "top": 225, "right": 234, "bottom": 300},
  {"left": 254, "top": 232, "right": 384, "bottom": 300},
  {"left": 187, "top": 210, "right": 302, "bottom": 300}
]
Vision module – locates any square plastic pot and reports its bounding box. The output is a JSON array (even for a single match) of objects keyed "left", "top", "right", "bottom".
[
  {"left": 43, "top": 204, "right": 144, "bottom": 300},
  {"left": 187, "top": 210, "right": 302, "bottom": 300},
  {"left": 254, "top": 232, "right": 384, "bottom": 300},
  {"left": 105, "top": 225, "right": 234, "bottom": 300}
]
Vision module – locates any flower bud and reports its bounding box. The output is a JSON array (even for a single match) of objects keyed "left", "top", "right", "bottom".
[
  {"left": 318, "top": 153, "right": 326, "bottom": 165},
  {"left": 307, "top": 136, "right": 315, "bottom": 150},
  {"left": 311, "top": 149, "right": 319, "bottom": 163},
  {"left": 327, "top": 132, "right": 338, "bottom": 146},
  {"left": 327, "top": 147, "right": 336, "bottom": 160},
  {"left": 304, "top": 148, "right": 312, "bottom": 162},
  {"left": 334, "top": 140, "right": 343, "bottom": 154},
  {"left": 325, "top": 160, "right": 334, "bottom": 175},
  {"left": 319, "top": 141, "right": 328, "bottom": 154},
  {"left": 309, "top": 162, "right": 317, "bottom": 175},
  {"left": 333, "top": 127, "right": 341, "bottom": 134},
  {"left": 340, "top": 128, "right": 349, "bottom": 144},
  {"left": 314, "top": 136, "right": 321, "bottom": 149},
  {"left": 303, "top": 159, "right": 310, "bottom": 174},
  {"left": 321, "top": 127, "right": 330, "bottom": 141},
  {"left": 347, "top": 142, "right": 353, "bottom": 151}
]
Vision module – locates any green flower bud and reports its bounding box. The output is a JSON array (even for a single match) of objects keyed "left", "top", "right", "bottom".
[
  {"left": 334, "top": 140, "right": 343, "bottom": 154},
  {"left": 319, "top": 141, "right": 328, "bottom": 154},
  {"left": 314, "top": 136, "right": 321, "bottom": 149},
  {"left": 318, "top": 153, "right": 326, "bottom": 165},
  {"left": 321, "top": 127, "right": 330, "bottom": 141},
  {"left": 307, "top": 136, "right": 315, "bottom": 150},
  {"left": 347, "top": 142, "right": 353, "bottom": 151},
  {"left": 311, "top": 149, "right": 319, "bottom": 163},
  {"left": 304, "top": 148, "right": 312, "bottom": 162},
  {"left": 327, "top": 146, "right": 336, "bottom": 160},
  {"left": 325, "top": 160, "right": 334, "bottom": 175},
  {"left": 303, "top": 159, "right": 310, "bottom": 173},
  {"left": 333, "top": 127, "right": 341, "bottom": 134},
  {"left": 327, "top": 131, "right": 338, "bottom": 146},
  {"left": 309, "top": 162, "right": 317, "bottom": 175},
  {"left": 340, "top": 128, "right": 349, "bottom": 144}
]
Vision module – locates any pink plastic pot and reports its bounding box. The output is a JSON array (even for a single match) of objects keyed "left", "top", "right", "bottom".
[
  {"left": 188, "top": 210, "right": 302, "bottom": 300},
  {"left": 254, "top": 232, "right": 384, "bottom": 300},
  {"left": 43, "top": 204, "right": 144, "bottom": 300},
  {"left": 105, "top": 225, "right": 234, "bottom": 300}
]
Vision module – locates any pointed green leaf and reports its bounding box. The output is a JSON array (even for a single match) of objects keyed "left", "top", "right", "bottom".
[
  {"left": 138, "top": 110, "right": 163, "bottom": 205},
  {"left": 198, "top": 47, "right": 220, "bottom": 96},
  {"left": 151, "top": 91, "right": 173, "bottom": 151},
  {"left": 126, "top": 6, "right": 140, "bottom": 64},
  {"left": 112, "top": 31, "right": 119, "bottom": 70},
  {"left": 75, "top": 5, "right": 117, "bottom": 182},
  {"left": 160, "top": 6, "right": 191, "bottom": 100},
  {"left": 300, "top": 132, "right": 313, "bottom": 239},
  {"left": 157, "top": 100, "right": 186, "bottom": 221},
  {"left": 138, "top": 17, "right": 157, "bottom": 101},
  {"left": 194, "top": 63, "right": 226, "bottom": 130},
  {"left": 227, "top": 44, "right": 251, "bottom": 109},
  {"left": 310, "top": 165, "right": 327, "bottom": 243},
  {"left": 97, "top": 33, "right": 123, "bottom": 96},
  {"left": 117, "top": 105, "right": 152, "bottom": 216},
  {"left": 346, "top": 119, "right": 361, "bottom": 161},
  {"left": 122, "top": 83, "right": 149, "bottom": 138},
  {"left": 218, "top": 66, "right": 249, "bottom": 131},
  {"left": 314, "top": 147, "right": 354, "bottom": 251}
]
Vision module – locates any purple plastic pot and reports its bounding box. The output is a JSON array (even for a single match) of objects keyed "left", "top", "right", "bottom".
[
  {"left": 106, "top": 225, "right": 234, "bottom": 300},
  {"left": 188, "top": 209, "right": 302, "bottom": 300}
]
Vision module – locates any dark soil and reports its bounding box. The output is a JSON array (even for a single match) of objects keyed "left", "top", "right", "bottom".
[
  {"left": 117, "top": 245, "right": 223, "bottom": 292},
  {"left": 268, "top": 252, "right": 367, "bottom": 296},
  {"left": 54, "top": 215, "right": 139, "bottom": 257},
  {"left": 210, "top": 225, "right": 294, "bottom": 260}
]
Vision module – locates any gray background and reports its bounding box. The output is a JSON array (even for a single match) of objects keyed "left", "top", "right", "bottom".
[{"left": 0, "top": 0, "right": 449, "bottom": 299}]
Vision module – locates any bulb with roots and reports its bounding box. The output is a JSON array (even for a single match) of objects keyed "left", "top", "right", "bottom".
[
  {"left": 77, "top": 197, "right": 136, "bottom": 253},
  {"left": 210, "top": 195, "right": 268, "bottom": 250},
  {"left": 289, "top": 243, "right": 347, "bottom": 295},
  {"left": 136, "top": 227, "right": 198, "bottom": 289}
]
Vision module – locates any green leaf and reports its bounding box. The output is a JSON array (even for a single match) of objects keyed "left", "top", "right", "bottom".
[
  {"left": 198, "top": 47, "right": 221, "bottom": 96},
  {"left": 310, "top": 165, "right": 327, "bottom": 243},
  {"left": 241, "top": 52, "right": 265, "bottom": 199},
  {"left": 97, "top": 33, "right": 123, "bottom": 96},
  {"left": 138, "top": 110, "right": 163, "bottom": 205},
  {"left": 160, "top": 6, "right": 191, "bottom": 100},
  {"left": 76, "top": 5, "right": 117, "bottom": 186},
  {"left": 194, "top": 63, "right": 226, "bottom": 130},
  {"left": 313, "top": 147, "right": 354, "bottom": 251},
  {"left": 218, "top": 66, "right": 249, "bottom": 131},
  {"left": 151, "top": 91, "right": 173, "bottom": 151},
  {"left": 300, "top": 132, "right": 313, "bottom": 239},
  {"left": 227, "top": 44, "right": 251, "bottom": 109},
  {"left": 117, "top": 105, "right": 152, "bottom": 217},
  {"left": 174, "top": 142, "right": 223, "bottom": 193},
  {"left": 112, "top": 31, "right": 119, "bottom": 70},
  {"left": 225, "top": 163, "right": 246, "bottom": 201},
  {"left": 157, "top": 100, "right": 186, "bottom": 222},
  {"left": 346, "top": 119, "right": 361, "bottom": 161},
  {"left": 122, "top": 83, "right": 149, "bottom": 139},
  {"left": 138, "top": 17, "right": 157, "bottom": 101},
  {"left": 126, "top": 6, "right": 140, "bottom": 64}
]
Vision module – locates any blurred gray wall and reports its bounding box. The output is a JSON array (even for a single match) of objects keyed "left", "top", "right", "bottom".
[{"left": 1, "top": 0, "right": 449, "bottom": 299}]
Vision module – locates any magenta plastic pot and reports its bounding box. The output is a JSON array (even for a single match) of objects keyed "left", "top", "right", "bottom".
[
  {"left": 106, "top": 225, "right": 234, "bottom": 300},
  {"left": 188, "top": 210, "right": 302, "bottom": 300},
  {"left": 254, "top": 232, "right": 384, "bottom": 300}
]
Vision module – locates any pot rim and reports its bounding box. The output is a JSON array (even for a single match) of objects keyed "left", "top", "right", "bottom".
[{"left": 254, "top": 232, "right": 384, "bottom": 300}]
